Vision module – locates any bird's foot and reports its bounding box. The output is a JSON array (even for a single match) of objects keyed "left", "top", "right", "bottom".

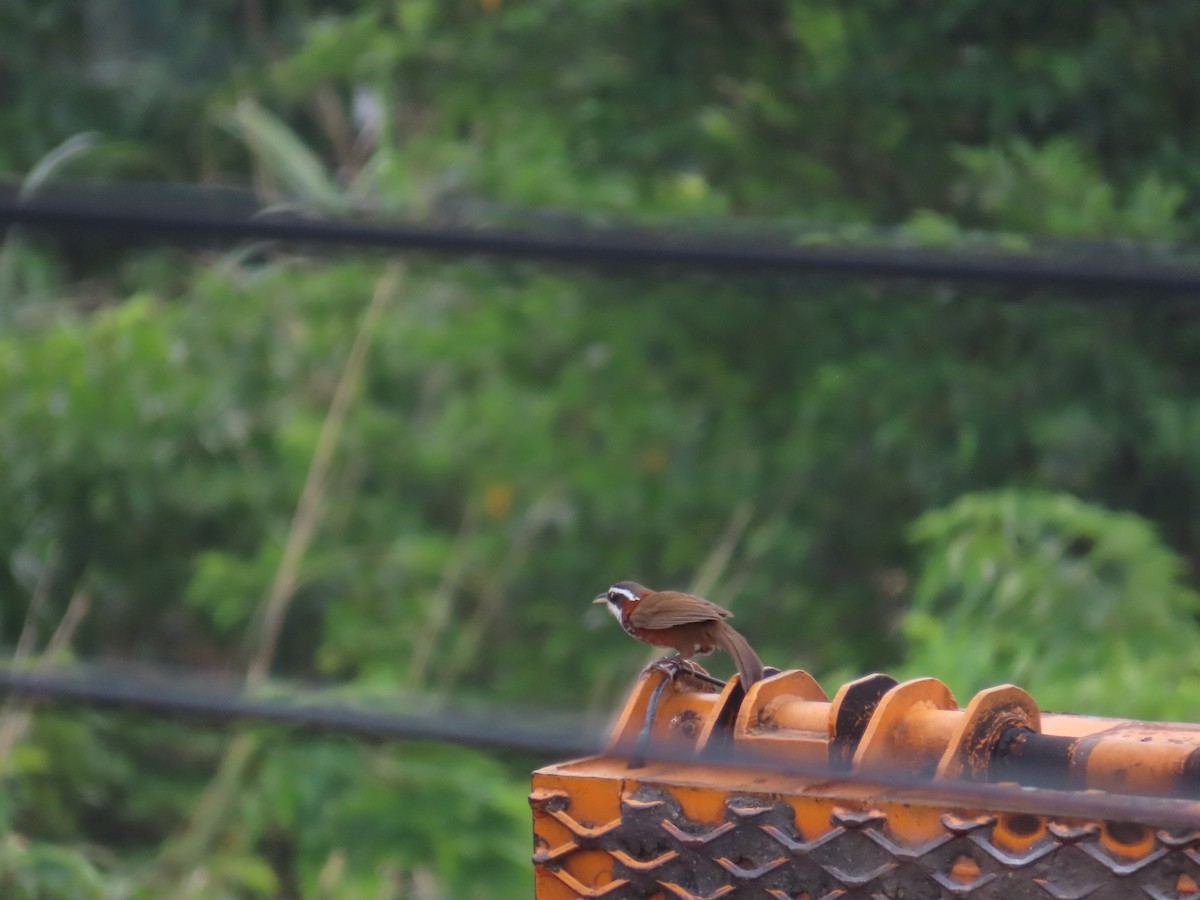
[
  {"left": 644, "top": 656, "right": 725, "bottom": 689},
  {"left": 644, "top": 655, "right": 694, "bottom": 679}
]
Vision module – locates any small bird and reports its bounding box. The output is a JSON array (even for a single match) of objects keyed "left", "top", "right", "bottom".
[{"left": 594, "top": 581, "right": 765, "bottom": 687}]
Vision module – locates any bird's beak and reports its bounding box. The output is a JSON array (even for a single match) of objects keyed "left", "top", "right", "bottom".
[{"left": 592, "top": 593, "right": 607, "bottom": 604}]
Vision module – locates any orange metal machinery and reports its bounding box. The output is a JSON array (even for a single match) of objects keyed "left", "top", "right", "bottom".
[{"left": 531, "top": 668, "right": 1200, "bottom": 899}]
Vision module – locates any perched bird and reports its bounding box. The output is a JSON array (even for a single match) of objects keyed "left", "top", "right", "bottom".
[{"left": 594, "top": 581, "right": 765, "bottom": 687}]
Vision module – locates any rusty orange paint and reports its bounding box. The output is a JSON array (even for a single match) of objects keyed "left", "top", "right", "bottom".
[
  {"left": 882, "top": 802, "right": 951, "bottom": 845},
  {"left": 991, "top": 812, "right": 1048, "bottom": 855},
  {"left": 936, "top": 684, "right": 1040, "bottom": 780},
  {"left": 948, "top": 854, "right": 982, "bottom": 884},
  {"left": 1079, "top": 723, "right": 1200, "bottom": 796},
  {"left": 853, "top": 677, "right": 957, "bottom": 771},
  {"left": 782, "top": 795, "right": 844, "bottom": 842},
  {"left": 1099, "top": 820, "right": 1157, "bottom": 859},
  {"left": 1040, "top": 712, "right": 1119, "bottom": 739},
  {"left": 738, "top": 669, "right": 828, "bottom": 733},
  {"left": 658, "top": 782, "right": 729, "bottom": 825},
  {"left": 533, "top": 665, "right": 1200, "bottom": 898}
]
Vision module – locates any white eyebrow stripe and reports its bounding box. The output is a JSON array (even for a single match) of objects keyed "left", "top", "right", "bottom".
[{"left": 609, "top": 587, "right": 638, "bottom": 604}]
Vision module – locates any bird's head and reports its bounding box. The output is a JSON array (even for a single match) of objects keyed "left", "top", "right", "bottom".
[{"left": 593, "top": 580, "right": 649, "bottom": 620}]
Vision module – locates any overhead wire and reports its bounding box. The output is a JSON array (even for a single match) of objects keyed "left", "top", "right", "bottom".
[
  {"left": 2, "top": 666, "right": 1199, "bottom": 829},
  {"left": 2, "top": 194, "right": 1200, "bottom": 294},
  {"left": 0, "top": 666, "right": 597, "bottom": 757}
]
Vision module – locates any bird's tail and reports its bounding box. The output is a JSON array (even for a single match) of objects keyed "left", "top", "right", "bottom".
[{"left": 713, "top": 621, "right": 765, "bottom": 687}]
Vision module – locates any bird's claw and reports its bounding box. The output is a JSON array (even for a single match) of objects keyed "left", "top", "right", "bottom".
[
  {"left": 644, "top": 656, "right": 725, "bottom": 688},
  {"left": 645, "top": 656, "right": 690, "bottom": 678}
]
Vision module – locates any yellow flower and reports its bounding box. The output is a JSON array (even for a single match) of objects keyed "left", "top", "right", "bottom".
[{"left": 484, "top": 482, "right": 514, "bottom": 518}]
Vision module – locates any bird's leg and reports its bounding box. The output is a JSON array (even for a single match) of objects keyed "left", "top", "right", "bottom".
[{"left": 629, "top": 674, "right": 670, "bottom": 769}]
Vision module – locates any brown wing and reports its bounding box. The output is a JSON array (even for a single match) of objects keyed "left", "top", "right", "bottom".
[{"left": 629, "top": 590, "right": 732, "bottom": 630}]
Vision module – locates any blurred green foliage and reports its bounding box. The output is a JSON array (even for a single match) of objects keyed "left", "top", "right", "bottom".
[
  {"left": 3, "top": 1, "right": 1200, "bottom": 897},
  {"left": 905, "top": 490, "right": 1200, "bottom": 719}
]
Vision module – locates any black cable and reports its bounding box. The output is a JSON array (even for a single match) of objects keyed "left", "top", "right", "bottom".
[
  {"left": 0, "top": 667, "right": 596, "bottom": 757},
  {"left": 3, "top": 667, "right": 1200, "bottom": 829},
  {"left": 3, "top": 196, "right": 1200, "bottom": 295}
]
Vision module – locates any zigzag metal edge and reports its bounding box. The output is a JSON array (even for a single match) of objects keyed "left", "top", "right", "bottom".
[{"left": 532, "top": 783, "right": 1200, "bottom": 898}]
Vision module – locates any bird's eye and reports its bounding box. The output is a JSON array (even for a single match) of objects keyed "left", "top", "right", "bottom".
[{"left": 607, "top": 591, "right": 618, "bottom": 602}]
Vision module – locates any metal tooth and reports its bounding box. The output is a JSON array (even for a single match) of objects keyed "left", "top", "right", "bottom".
[
  {"left": 760, "top": 823, "right": 847, "bottom": 854},
  {"left": 727, "top": 800, "right": 776, "bottom": 819},
  {"left": 968, "top": 829, "right": 1060, "bottom": 867},
  {"left": 942, "top": 812, "right": 998, "bottom": 835},
  {"left": 830, "top": 807, "right": 888, "bottom": 829},
  {"left": 1144, "top": 889, "right": 1200, "bottom": 900},
  {"left": 660, "top": 818, "right": 737, "bottom": 845},
  {"left": 712, "top": 854, "right": 789, "bottom": 880},
  {"left": 1142, "top": 872, "right": 1200, "bottom": 900},
  {"left": 607, "top": 848, "right": 679, "bottom": 871},
  {"left": 1077, "top": 838, "right": 1167, "bottom": 875},
  {"left": 544, "top": 866, "right": 630, "bottom": 898},
  {"left": 528, "top": 788, "right": 571, "bottom": 812},
  {"left": 619, "top": 801, "right": 667, "bottom": 816},
  {"left": 532, "top": 841, "right": 578, "bottom": 864},
  {"left": 861, "top": 825, "right": 954, "bottom": 860},
  {"left": 1158, "top": 829, "right": 1200, "bottom": 848},
  {"left": 1047, "top": 822, "right": 1101, "bottom": 843},
  {"left": 543, "top": 806, "right": 624, "bottom": 840},
  {"left": 656, "top": 880, "right": 736, "bottom": 900},
  {"left": 1030, "top": 876, "right": 1104, "bottom": 900},
  {"left": 821, "top": 861, "right": 897, "bottom": 887},
  {"left": 622, "top": 793, "right": 666, "bottom": 810},
  {"left": 930, "top": 868, "right": 999, "bottom": 895}
]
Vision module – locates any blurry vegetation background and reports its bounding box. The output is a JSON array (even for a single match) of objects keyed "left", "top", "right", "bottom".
[{"left": 3, "top": 1, "right": 1200, "bottom": 897}]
